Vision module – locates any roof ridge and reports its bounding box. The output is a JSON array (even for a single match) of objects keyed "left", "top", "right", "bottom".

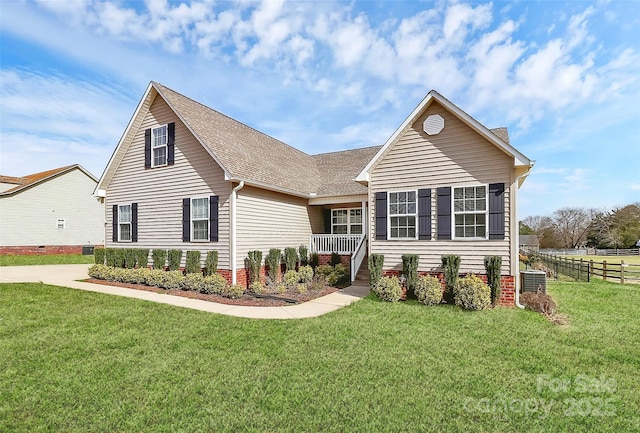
[{"left": 312, "top": 145, "right": 383, "bottom": 157}]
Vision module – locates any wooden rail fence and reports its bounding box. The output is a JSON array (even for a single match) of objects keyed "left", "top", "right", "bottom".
[{"left": 531, "top": 252, "right": 640, "bottom": 284}]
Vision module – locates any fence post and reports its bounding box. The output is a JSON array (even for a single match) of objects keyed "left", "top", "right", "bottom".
[
  {"left": 603, "top": 260, "right": 607, "bottom": 281},
  {"left": 579, "top": 258, "right": 582, "bottom": 281},
  {"left": 589, "top": 259, "right": 593, "bottom": 282},
  {"left": 572, "top": 257, "right": 575, "bottom": 280},
  {"left": 621, "top": 260, "right": 625, "bottom": 285}
]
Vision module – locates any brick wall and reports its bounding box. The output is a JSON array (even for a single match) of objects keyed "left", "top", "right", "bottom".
[
  {"left": 0, "top": 245, "right": 102, "bottom": 255},
  {"left": 317, "top": 253, "right": 351, "bottom": 266}
]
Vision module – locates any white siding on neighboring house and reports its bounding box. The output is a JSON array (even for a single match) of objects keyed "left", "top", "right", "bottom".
[
  {"left": 0, "top": 169, "right": 104, "bottom": 246},
  {"left": 370, "top": 101, "right": 514, "bottom": 275},
  {"left": 105, "top": 96, "right": 232, "bottom": 268},
  {"left": 235, "top": 185, "right": 321, "bottom": 269}
]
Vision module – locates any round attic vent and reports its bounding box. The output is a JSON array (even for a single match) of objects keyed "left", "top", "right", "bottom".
[{"left": 423, "top": 114, "right": 444, "bottom": 135}]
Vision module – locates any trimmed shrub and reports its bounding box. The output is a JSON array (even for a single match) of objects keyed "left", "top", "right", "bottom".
[
  {"left": 247, "top": 250, "right": 262, "bottom": 284},
  {"left": 283, "top": 270, "right": 300, "bottom": 289},
  {"left": 454, "top": 274, "right": 491, "bottom": 311},
  {"left": 315, "top": 264, "right": 333, "bottom": 277},
  {"left": 266, "top": 248, "right": 282, "bottom": 283},
  {"left": 298, "top": 265, "right": 313, "bottom": 284},
  {"left": 104, "top": 248, "right": 116, "bottom": 267},
  {"left": 330, "top": 252, "right": 342, "bottom": 267},
  {"left": 402, "top": 254, "right": 419, "bottom": 293},
  {"left": 125, "top": 267, "right": 151, "bottom": 284},
  {"left": 159, "top": 270, "right": 185, "bottom": 290},
  {"left": 296, "top": 283, "right": 307, "bottom": 294},
  {"left": 248, "top": 281, "right": 264, "bottom": 294},
  {"left": 123, "top": 249, "right": 136, "bottom": 269},
  {"left": 202, "top": 274, "right": 227, "bottom": 295},
  {"left": 368, "top": 254, "right": 384, "bottom": 287},
  {"left": 135, "top": 249, "right": 149, "bottom": 268},
  {"left": 441, "top": 254, "right": 461, "bottom": 303},
  {"left": 88, "top": 264, "right": 107, "bottom": 279},
  {"left": 152, "top": 249, "right": 167, "bottom": 270},
  {"left": 167, "top": 250, "right": 182, "bottom": 271},
  {"left": 94, "top": 248, "right": 105, "bottom": 265},
  {"left": 414, "top": 275, "right": 443, "bottom": 306},
  {"left": 298, "top": 244, "right": 309, "bottom": 266},
  {"left": 484, "top": 256, "right": 502, "bottom": 305},
  {"left": 225, "top": 284, "right": 244, "bottom": 299},
  {"left": 373, "top": 276, "right": 402, "bottom": 302},
  {"left": 185, "top": 250, "right": 202, "bottom": 274},
  {"left": 204, "top": 251, "right": 218, "bottom": 276},
  {"left": 183, "top": 273, "right": 205, "bottom": 291},
  {"left": 309, "top": 253, "right": 319, "bottom": 269},
  {"left": 146, "top": 269, "right": 165, "bottom": 287},
  {"left": 284, "top": 247, "right": 298, "bottom": 272}
]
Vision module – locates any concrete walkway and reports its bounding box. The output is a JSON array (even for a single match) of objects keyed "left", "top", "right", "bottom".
[{"left": 0, "top": 264, "right": 370, "bottom": 319}]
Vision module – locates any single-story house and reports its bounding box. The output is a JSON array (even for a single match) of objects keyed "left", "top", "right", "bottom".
[
  {"left": 95, "top": 82, "right": 534, "bottom": 305},
  {"left": 519, "top": 235, "right": 540, "bottom": 251},
  {"left": 0, "top": 164, "right": 105, "bottom": 254}
]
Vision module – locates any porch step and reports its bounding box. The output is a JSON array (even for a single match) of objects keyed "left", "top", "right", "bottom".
[{"left": 355, "top": 254, "right": 369, "bottom": 282}]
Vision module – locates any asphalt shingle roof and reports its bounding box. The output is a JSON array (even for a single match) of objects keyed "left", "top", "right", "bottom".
[{"left": 0, "top": 165, "right": 77, "bottom": 195}]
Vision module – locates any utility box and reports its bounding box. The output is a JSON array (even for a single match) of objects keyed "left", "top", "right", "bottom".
[
  {"left": 521, "top": 270, "right": 546, "bottom": 294},
  {"left": 82, "top": 246, "right": 95, "bottom": 255}
]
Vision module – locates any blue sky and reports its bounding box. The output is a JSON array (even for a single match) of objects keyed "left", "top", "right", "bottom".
[{"left": 1, "top": 0, "right": 638, "bottom": 218}]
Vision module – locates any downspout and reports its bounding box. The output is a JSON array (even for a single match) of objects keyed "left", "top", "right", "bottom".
[
  {"left": 514, "top": 171, "right": 530, "bottom": 309},
  {"left": 230, "top": 181, "right": 245, "bottom": 285}
]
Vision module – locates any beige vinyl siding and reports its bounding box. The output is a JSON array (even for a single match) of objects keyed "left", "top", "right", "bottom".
[
  {"left": 370, "top": 101, "right": 514, "bottom": 275},
  {"left": 235, "top": 185, "right": 320, "bottom": 269},
  {"left": 105, "top": 96, "right": 231, "bottom": 269},
  {"left": 0, "top": 169, "right": 104, "bottom": 246}
]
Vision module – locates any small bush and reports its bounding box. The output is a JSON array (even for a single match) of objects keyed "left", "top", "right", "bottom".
[
  {"left": 204, "top": 250, "right": 218, "bottom": 276},
  {"left": 88, "top": 264, "right": 108, "bottom": 279},
  {"left": 315, "top": 264, "right": 334, "bottom": 276},
  {"left": 296, "top": 283, "right": 307, "bottom": 294},
  {"left": 104, "top": 248, "right": 116, "bottom": 267},
  {"left": 298, "top": 245, "right": 309, "bottom": 266},
  {"left": 310, "top": 274, "right": 326, "bottom": 291},
  {"left": 414, "top": 275, "right": 443, "bottom": 306},
  {"left": 202, "top": 274, "right": 227, "bottom": 295},
  {"left": 183, "top": 273, "right": 205, "bottom": 291},
  {"left": 146, "top": 269, "right": 166, "bottom": 287},
  {"left": 123, "top": 249, "right": 136, "bottom": 269},
  {"left": 185, "top": 250, "right": 202, "bottom": 274},
  {"left": 328, "top": 263, "right": 350, "bottom": 286},
  {"left": 454, "top": 274, "right": 491, "bottom": 311},
  {"left": 284, "top": 247, "right": 298, "bottom": 272},
  {"left": 135, "top": 249, "right": 149, "bottom": 268},
  {"left": 274, "top": 283, "right": 287, "bottom": 294},
  {"left": 441, "top": 254, "right": 461, "bottom": 303},
  {"left": 520, "top": 291, "right": 557, "bottom": 316},
  {"left": 373, "top": 276, "right": 402, "bottom": 302},
  {"left": 247, "top": 250, "right": 262, "bottom": 283},
  {"left": 298, "top": 265, "right": 314, "bottom": 284},
  {"left": 266, "top": 248, "right": 282, "bottom": 283},
  {"left": 167, "top": 250, "right": 182, "bottom": 271},
  {"left": 309, "top": 253, "right": 319, "bottom": 269},
  {"left": 484, "top": 255, "right": 502, "bottom": 305},
  {"left": 225, "top": 284, "right": 244, "bottom": 299},
  {"left": 152, "top": 249, "right": 167, "bottom": 270},
  {"left": 94, "top": 248, "right": 105, "bottom": 265},
  {"left": 330, "top": 252, "right": 342, "bottom": 267},
  {"left": 159, "top": 270, "right": 185, "bottom": 290},
  {"left": 402, "top": 254, "right": 419, "bottom": 293},
  {"left": 127, "top": 267, "right": 151, "bottom": 284},
  {"left": 368, "top": 254, "right": 384, "bottom": 287},
  {"left": 283, "top": 270, "right": 300, "bottom": 289},
  {"left": 248, "top": 281, "right": 264, "bottom": 294}
]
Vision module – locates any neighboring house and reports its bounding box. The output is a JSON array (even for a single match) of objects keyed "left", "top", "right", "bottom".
[
  {"left": 96, "top": 82, "right": 534, "bottom": 305},
  {"left": 519, "top": 235, "right": 540, "bottom": 251},
  {"left": 0, "top": 165, "right": 105, "bottom": 254}
]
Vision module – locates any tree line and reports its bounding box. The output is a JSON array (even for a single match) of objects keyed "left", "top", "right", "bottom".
[{"left": 520, "top": 202, "right": 640, "bottom": 249}]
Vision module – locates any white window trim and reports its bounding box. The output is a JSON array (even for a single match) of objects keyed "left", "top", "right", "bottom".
[
  {"left": 191, "top": 197, "right": 209, "bottom": 242},
  {"left": 451, "top": 183, "right": 489, "bottom": 240},
  {"left": 118, "top": 204, "right": 132, "bottom": 242},
  {"left": 387, "top": 189, "right": 418, "bottom": 240},
  {"left": 331, "top": 207, "right": 363, "bottom": 235},
  {"left": 151, "top": 124, "right": 168, "bottom": 168},
  {"left": 56, "top": 219, "right": 65, "bottom": 229}
]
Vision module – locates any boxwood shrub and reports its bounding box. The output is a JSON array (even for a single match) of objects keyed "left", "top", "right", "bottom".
[
  {"left": 414, "top": 275, "right": 443, "bottom": 306},
  {"left": 373, "top": 276, "right": 402, "bottom": 302},
  {"left": 204, "top": 250, "right": 218, "bottom": 276},
  {"left": 152, "top": 249, "right": 167, "bottom": 270},
  {"left": 167, "top": 250, "right": 182, "bottom": 271},
  {"left": 185, "top": 250, "right": 202, "bottom": 274},
  {"left": 454, "top": 274, "right": 491, "bottom": 310}
]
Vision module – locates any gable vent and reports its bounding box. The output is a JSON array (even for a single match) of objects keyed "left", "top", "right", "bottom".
[{"left": 423, "top": 114, "right": 444, "bottom": 135}]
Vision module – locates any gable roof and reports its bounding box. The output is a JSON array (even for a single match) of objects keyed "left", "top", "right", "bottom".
[
  {"left": 356, "top": 90, "right": 534, "bottom": 183},
  {"left": 312, "top": 146, "right": 382, "bottom": 197},
  {"left": 0, "top": 164, "right": 97, "bottom": 197}
]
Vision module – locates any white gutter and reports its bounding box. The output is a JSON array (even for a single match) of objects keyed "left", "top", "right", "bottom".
[
  {"left": 230, "top": 181, "right": 245, "bottom": 285},
  {"left": 514, "top": 170, "right": 532, "bottom": 309}
]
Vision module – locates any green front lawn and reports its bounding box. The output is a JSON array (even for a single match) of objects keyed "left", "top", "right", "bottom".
[
  {"left": 0, "top": 254, "right": 95, "bottom": 266},
  {"left": 1, "top": 280, "right": 638, "bottom": 432}
]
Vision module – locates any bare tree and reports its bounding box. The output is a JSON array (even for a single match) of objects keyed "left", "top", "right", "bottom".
[{"left": 551, "top": 207, "right": 594, "bottom": 248}]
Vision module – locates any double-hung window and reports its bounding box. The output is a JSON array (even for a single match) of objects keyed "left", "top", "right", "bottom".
[
  {"left": 152, "top": 125, "right": 168, "bottom": 167},
  {"left": 191, "top": 198, "right": 209, "bottom": 241},
  {"left": 331, "top": 209, "right": 362, "bottom": 234},
  {"left": 118, "top": 204, "right": 132, "bottom": 242},
  {"left": 389, "top": 191, "right": 417, "bottom": 239},
  {"left": 453, "top": 185, "right": 487, "bottom": 239}
]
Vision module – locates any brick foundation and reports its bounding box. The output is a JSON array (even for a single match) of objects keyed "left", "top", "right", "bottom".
[
  {"left": 317, "top": 253, "right": 351, "bottom": 266},
  {"left": 0, "top": 245, "right": 102, "bottom": 255}
]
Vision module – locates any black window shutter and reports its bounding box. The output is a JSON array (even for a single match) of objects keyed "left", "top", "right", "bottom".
[
  {"left": 209, "top": 195, "right": 219, "bottom": 242},
  {"left": 375, "top": 192, "right": 387, "bottom": 240},
  {"left": 167, "top": 122, "right": 175, "bottom": 165},
  {"left": 131, "top": 203, "right": 138, "bottom": 242},
  {"left": 437, "top": 187, "right": 452, "bottom": 240},
  {"left": 182, "top": 198, "right": 190, "bottom": 242},
  {"left": 418, "top": 189, "right": 432, "bottom": 240},
  {"left": 323, "top": 209, "right": 332, "bottom": 234},
  {"left": 112, "top": 205, "right": 118, "bottom": 242},
  {"left": 488, "top": 183, "right": 505, "bottom": 239},
  {"left": 144, "top": 128, "right": 151, "bottom": 168}
]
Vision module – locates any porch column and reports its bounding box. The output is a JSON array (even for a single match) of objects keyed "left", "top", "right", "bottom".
[{"left": 362, "top": 201, "right": 367, "bottom": 238}]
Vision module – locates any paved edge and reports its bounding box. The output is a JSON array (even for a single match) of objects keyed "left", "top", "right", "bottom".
[{"left": 0, "top": 264, "right": 370, "bottom": 319}]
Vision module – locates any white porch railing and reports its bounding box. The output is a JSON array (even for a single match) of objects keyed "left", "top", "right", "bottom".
[
  {"left": 309, "top": 234, "right": 364, "bottom": 254},
  {"left": 350, "top": 235, "right": 367, "bottom": 282}
]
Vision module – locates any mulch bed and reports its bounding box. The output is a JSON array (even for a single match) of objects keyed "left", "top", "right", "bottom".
[{"left": 85, "top": 279, "right": 339, "bottom": 307}]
